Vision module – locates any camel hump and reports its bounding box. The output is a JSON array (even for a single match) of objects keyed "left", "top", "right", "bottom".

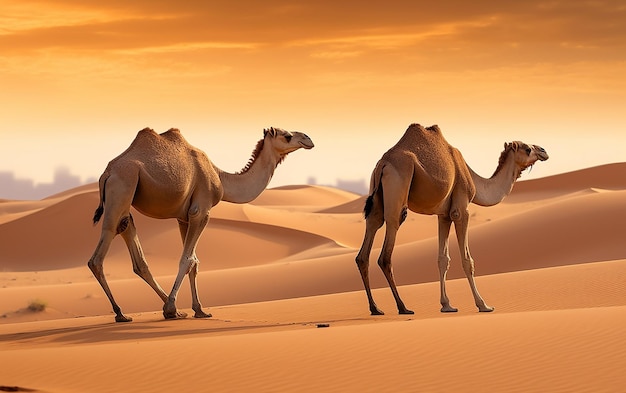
[
  {"left": 130, "top": 127, "right": 188, "bottom": 147},
  {"left": 162, "top": 128, "right": 181, "bottom": 135},
  {"left": 403, "top": 123, "right": 443, "bottom": 138},
  {"left": 160, "top": 128, "right": 187, "bottom": 143},
  {"left": 407, "top": 123, "right": 441, "bottom": 133},
  {"left": 407, "top": 123, "right": 424, "bottom": 132},
  {"left": 133, "top": 127, "right": 183, "bottom": 140},
  {"left": 130, "top": 127, "right": 159, "bottom": 144},
  {"left": 406, "top": 123, "right": 441, "bottom": 134},
  {"left": 397, "top": 123, "right": 448, "bottom": 150},
  {"left": 137, "top": 127, "right": 157, "bottom": 136}
]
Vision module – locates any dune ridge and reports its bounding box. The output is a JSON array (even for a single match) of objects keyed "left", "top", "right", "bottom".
[{"left": 1, "top": 163, "right": 625, "bottom": 392}]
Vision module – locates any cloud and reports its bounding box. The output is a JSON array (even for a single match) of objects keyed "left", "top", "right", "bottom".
[
  {"left": 2, "top": 0, "right": 625, "bottom": 68},
  {"left": 1, "top": 1, "right": 625, "bottom": 128}
]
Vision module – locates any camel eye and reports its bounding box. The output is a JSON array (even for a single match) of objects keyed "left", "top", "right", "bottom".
[
  {"left": 525, "top": 147, "right": 532, "bottom": 155},
  {"left": 284, "top": 134, "right": 292, "bottom": 143}
]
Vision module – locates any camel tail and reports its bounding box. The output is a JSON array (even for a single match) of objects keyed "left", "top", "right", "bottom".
[
  {"left": 364, "top": 161, "right": 385, "bottom": 219},
  {"left": 364, "top": 195, "right": 374, "bottom": 219},
  {"left": 93, "top": 173, "right": 108, "bottom": 225}
]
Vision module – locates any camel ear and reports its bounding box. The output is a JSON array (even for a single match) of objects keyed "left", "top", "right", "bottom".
[
  {"left": 264, "top": 127, "right": 277, "bottom": 138},
  {"left": 506, "top": 142, "right": 519, "bottom": 152}
]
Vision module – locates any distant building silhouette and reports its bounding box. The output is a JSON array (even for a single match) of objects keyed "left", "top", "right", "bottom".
[
  {"left": 1, "top": 170, "right": 369, "bottom": 200},
  {"left": 306, "top": 177, "right": 368, "bottom": 195},
  {"left": 335, "top": 179, "right": 368, "bottom": 195},
  {"left": 0, "top": 167, "right": 87, "bottom": 200}
]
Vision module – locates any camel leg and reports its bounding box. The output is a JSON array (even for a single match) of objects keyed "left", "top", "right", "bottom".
[
  {"left": 437, "top": 216, "right": 458, "bottom": 312},
  {"left": 178, "top": 220, "right": 212, "bottom": 319},
  {"left": 378, "top": 224, "right": 413, "bottom": 315},
  {"left": 355, "top": 195, "right": 385, "bottom": 315},
  {"left": 453, "top": 209, "right": 494, "bottom": 312},
  {"left": 378, "top": 171, "right": 413, "bottom": 315},
  {"left": 189, "top": 262, "right": 211, "bottom": 318},
  {"left": 88, "top": 228, "right": 134, "bottom": 322},
  {"left": 163, "top": 212, "right": 209, "bottom": 319},
  {"left": 120, "top": 214, "right": 168, "bottom": 303},
  {"left": 88, "top": 175, "right": 138, "bottom": 322}
]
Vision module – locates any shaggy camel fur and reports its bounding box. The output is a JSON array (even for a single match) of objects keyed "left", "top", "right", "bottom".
[
  {"left": 355, "top": 123, "right": 548, "bottom": 315},
  {"left": 88, "top": 127, "right": 314, "bottom": 322}
]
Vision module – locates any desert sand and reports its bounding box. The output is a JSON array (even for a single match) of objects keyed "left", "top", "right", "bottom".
[{"left": 1, "top": 163, "right": 625, "bottom": 392}]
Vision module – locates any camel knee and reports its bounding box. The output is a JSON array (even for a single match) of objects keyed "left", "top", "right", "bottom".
[
  {"left": 188, "top": 261, "right": 200, "bottom": 276},
  {"left": 180, "top": 255, "right": 199, "bottom": 275},
  {"left": 377, "top": 254, "right": 392, "bottom": 271},
  {"left": 462, "top": 258, "right": 475, "bottom": 276},
  {"left": 355, "top": 255, "right": 368, "bottom": 270},
  {"left": 88, "top": 259, "right": 102, "bottom": 276},
  {"left": 132, "top": 263, "right": 149, "bottom": 277}
]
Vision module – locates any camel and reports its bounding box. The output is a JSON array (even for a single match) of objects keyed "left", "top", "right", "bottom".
[
  {"left": 355, "top": 123, "right": 548, "bottom": 315},
  {"left": 88, "top": 127, "right": 314, "bottom": 322}
]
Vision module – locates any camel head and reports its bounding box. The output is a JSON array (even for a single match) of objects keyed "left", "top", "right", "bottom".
[
  {"left": 264, "top": 127, "right": 314, "bottom": 156},
  {"left": 506, "top": 141, "right": 549, "bottom": 175}
]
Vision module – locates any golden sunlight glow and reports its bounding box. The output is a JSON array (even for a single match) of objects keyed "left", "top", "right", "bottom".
[{"left": 0, "top": 1, "right": 625, "bottom": 192}]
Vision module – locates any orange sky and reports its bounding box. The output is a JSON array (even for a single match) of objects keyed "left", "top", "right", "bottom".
[{"left": 1, "top": 1, "right": 625, "bottom": 191}]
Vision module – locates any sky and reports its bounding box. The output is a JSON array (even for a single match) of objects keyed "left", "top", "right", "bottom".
[{"left": 1, "top": 1, "right": 625, "bottom": 197}]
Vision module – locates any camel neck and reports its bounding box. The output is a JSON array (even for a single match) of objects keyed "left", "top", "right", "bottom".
[
  {"left": 218, "top": 140, "right": 280, "bottom": 204},
  {"left": 468, "top": 152, "right": 521, "bottom": 206}
]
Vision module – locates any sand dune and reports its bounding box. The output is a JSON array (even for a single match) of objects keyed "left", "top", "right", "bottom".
[{"left": 1, "top": 163, "right": 625, "bottom": 392}]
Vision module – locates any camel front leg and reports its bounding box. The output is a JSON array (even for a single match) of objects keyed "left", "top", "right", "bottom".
[
  {"left": 189, "top": 262, "right": 211, "bottom": 318},
  {"left": 177, "top": 220, "right": 212, "bottom": 319},
  {"left": 163, "top": 212, "right": 209, "bottom": 320},
  {"left": 453, "top": 210, "right": 494, "bottom": 312},
  {"left": 437, "top": 216, "right": 457, "bottom": 312}
]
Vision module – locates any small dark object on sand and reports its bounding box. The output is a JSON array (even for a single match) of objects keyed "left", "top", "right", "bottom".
[{"left": 0, "top": 386, "right": 37, "bottom": 392}]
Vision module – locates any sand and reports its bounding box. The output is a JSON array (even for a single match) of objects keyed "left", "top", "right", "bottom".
[{"left": 1, "top": 163, "right": 625, "bottom": 392}]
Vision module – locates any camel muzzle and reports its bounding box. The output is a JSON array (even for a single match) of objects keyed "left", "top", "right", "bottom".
[
  {"left": 534, "top": 145, "right": 549, "bottom": 161},
  {"left": 297, "top": 133, "right": 314, "bottom": 149}
]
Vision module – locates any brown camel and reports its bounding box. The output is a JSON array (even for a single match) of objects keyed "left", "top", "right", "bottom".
[
  {"left": 355, "top": 123, "right": 548, "bottom": 315},
  {"left": 88, "top": 127, "right": 314, "bottom": 322}
]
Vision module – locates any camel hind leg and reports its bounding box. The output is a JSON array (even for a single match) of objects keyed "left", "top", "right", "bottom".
[
  {"left": 88, "top": 213, "right": 135, "bottom": 322},
  {"left": 120, "top": 214, "right": 168, "bottom": 303},
  {"left": 88, "top": 227, "right": 132, "bottom": 322},
  {"left": 377, "top": 167, "right": 413, "bottom": 315},
  {"left": 355, "top": 191, "right": 385, "bottom": 315},
  {"left": 87, "top": 172, "right": 138, "bottom": 322}
]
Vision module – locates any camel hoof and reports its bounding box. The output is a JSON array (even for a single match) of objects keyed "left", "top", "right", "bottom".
[
  {"left": 115, "top": 314, "right": 133, "bottom": 323},
  {"left": 194, "top": 310, "right": 212, "bottom": 319},
  {"left": 370, "top": 308, "right": 385, "bottom": 316},
  {"left": 163, "top": 310, "right": 188, "bottom": 320},
  {"left": 399, "top": 309, "right": 415, "bottom": 315},
  {"left": 479, "top": 306, "right": 495, "bottom": 312},
  {"left": 440, "top": 306, "right": 458, "bottom": 313}
]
